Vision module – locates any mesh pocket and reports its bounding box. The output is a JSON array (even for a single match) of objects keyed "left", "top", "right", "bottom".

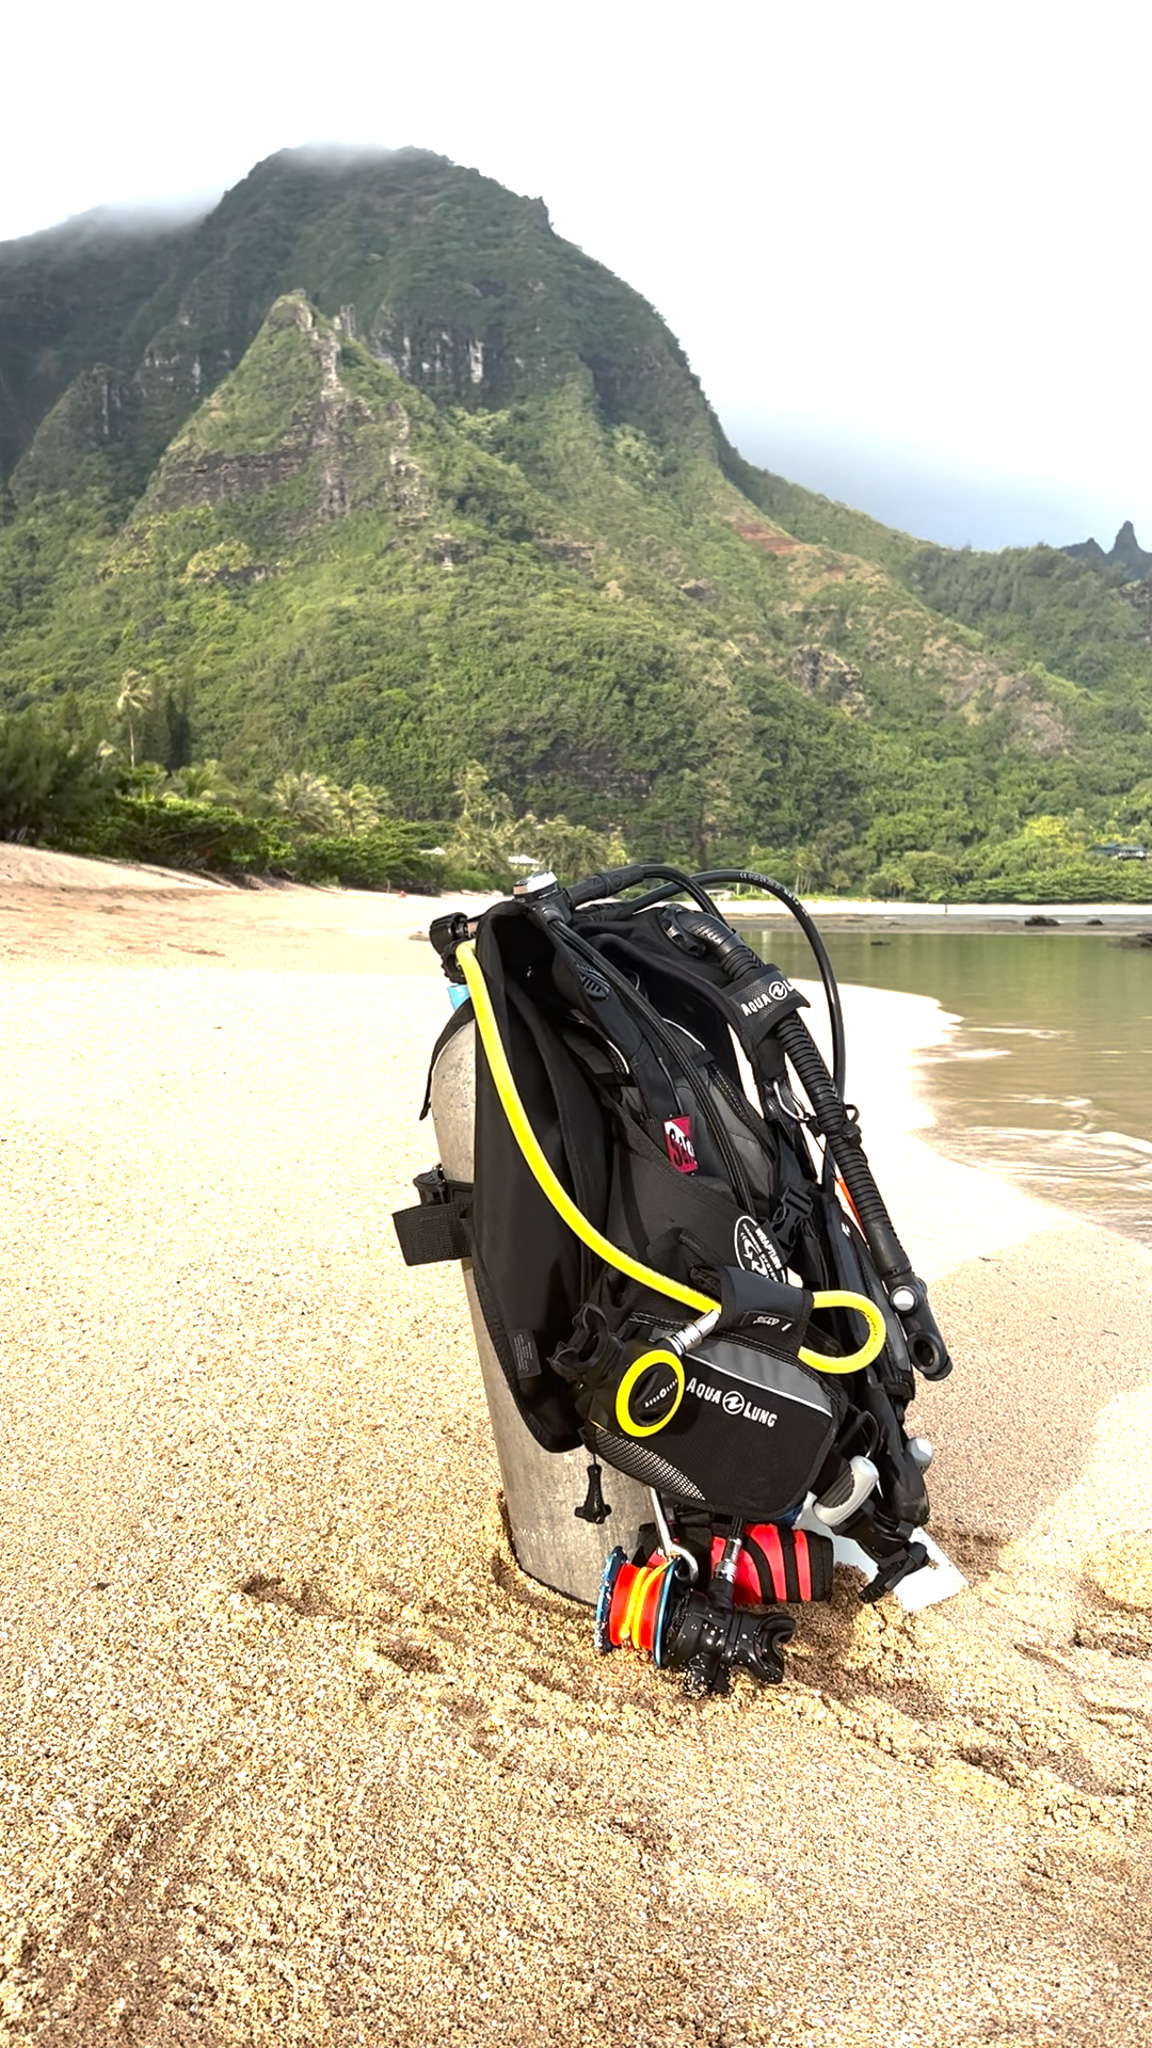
[{"left": 590, "top": 1427, "right": 706, "bottom": 1500}]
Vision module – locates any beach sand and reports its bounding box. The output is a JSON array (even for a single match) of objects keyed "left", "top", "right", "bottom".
[{"left": 1, "top": 853, "right": 1150, "bottom": 2046}]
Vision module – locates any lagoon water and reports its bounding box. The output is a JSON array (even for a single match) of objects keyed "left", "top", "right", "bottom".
[{"left": 753, "top": 927, "right": 1152, "bottom": 1248}]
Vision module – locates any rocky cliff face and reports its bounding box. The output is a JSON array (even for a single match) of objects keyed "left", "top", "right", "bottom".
[
  {"left": 0, "top": 149, "right": 718, "bottom": 500},
  {"left": 146, "top": 296, "right": 379, "bottom": 526},
  {"left": 1063, "top": 519, "right": 1152, "bottom": 580}
]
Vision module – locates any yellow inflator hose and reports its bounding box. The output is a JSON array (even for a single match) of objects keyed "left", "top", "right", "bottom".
[{"left": 456, "top": 941, "right": 885, "bottom": 1377}]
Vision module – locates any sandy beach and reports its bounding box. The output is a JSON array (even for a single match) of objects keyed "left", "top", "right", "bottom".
[{"left": 1, "top": 852, "right": 1150, "bottom": 2047}]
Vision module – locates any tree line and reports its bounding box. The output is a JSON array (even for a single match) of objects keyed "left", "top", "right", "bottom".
[{"left": 0, "top": 689, "right": 631, "bottom": 892}]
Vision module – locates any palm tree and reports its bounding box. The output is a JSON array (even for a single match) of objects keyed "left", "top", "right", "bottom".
[
  {"left": 448, "top": 762, "right": 515, "bottom": 876},
  {"left": 269, "top": 771, "right": 339, "bottom": 833},
  {"left": 115, "top": 671, "right": 153, "bottom": 770},
  {"left": 166, "top": 760, "right": 237, "bottom": 804},
  {"left": 330, "top": 781, "right": 381, "bottom": 836}
]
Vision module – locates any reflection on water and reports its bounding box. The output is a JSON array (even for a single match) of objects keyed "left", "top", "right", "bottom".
[{"left": 749, "top": 928, "right": 1152, "bottom": 1247}]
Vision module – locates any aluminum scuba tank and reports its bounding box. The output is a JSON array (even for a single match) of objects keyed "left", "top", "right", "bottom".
[{"left": 428, "top": 1016, "right": 650, "bottom": 1604}]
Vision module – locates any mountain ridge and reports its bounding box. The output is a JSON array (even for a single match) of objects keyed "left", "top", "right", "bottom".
[
  {"left": 3, "top": 147, "right": 723, "bottom": 506},
  {"left": 2, "top": 147, "right": 1151, "bottom": 898},
  {"left": 1062, "top": 520, "right": 1152, "bottom": 582}
]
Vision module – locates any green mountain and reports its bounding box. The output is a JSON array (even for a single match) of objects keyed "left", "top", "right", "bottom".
[
  {"left": 2, "top": 145, "right": 1151, "bottom": 898},
  {"left": 0, "top": 204, "right": 197, "bottom": 484}
]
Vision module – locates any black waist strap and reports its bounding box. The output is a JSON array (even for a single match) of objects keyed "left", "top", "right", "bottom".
[{"left": 392, "top": 1167, "right": 473, "bottom": 1266}]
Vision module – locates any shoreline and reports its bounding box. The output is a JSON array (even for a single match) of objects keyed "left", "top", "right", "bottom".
[
  {"left": 724, "top": 895, "right": 1152, "bottom": 934},
  {"left": 3, "top": 850, "right": 1144, "bottom": 1239},
  {"left": 4, "top": 847, "right": 1147, "bottom": 1255},
  {"left": 4, "top": 842, "right": 1152, "bottom": 930}
]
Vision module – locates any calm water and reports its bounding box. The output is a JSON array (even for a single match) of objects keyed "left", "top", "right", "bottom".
[{"left": 751, "top": 929, "right": 1152, "bottom": 1248}]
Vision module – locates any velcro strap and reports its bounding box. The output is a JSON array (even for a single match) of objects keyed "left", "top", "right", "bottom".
[
  {"left": 722, "top": 965, "right": 808, "bottom": 1053},
  {"left": 717, "top": 1265, "right": 811, "bottom": 1354},
  {"left": 393, "top": 1200, "right": 471, "bottom": 1266},
  {"left": 721, "top": 962, "right": 803, "bottom": 1040}
]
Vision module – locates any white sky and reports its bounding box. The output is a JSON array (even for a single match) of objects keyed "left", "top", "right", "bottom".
[{"left": 4, "top": 0, "right": 1149, "bottom": 550}]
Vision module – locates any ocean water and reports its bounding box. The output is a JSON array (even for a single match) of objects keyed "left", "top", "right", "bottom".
[{"left": 750, "top": 927, "right": 1152, "bottom": 1249}]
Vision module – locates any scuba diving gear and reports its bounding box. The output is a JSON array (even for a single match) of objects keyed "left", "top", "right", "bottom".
[
  {"left": 655, "top": 903, "right": 952, "bottom": 1382},
  {"left": 594, "top": 1545, "right": 798, "bottom": 1695},
  {"left": 456, "top": 936, "right": 887, "bottom": 1377},
  {"left": 396, "top": 860, "right": 965, "bottom": 1690},
  {"left": 713, "top": 1522, "right": 836, "bottom": 1603}
]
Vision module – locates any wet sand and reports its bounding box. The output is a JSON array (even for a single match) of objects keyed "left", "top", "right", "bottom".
[
  {"left": 724, "top": 897, "right": 1152, "bottom": 937},
  {"left": 1, "top": 854, "right": 1150, "bottom": 2045}
]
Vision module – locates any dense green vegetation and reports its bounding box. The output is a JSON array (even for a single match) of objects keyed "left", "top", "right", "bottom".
[
  {"left": 0, "top": 206, "right": 196, "bottom": 483},
  {"left": 0, "top": 702, "right": 110, "bottom": 843},
  {"left": 2, "top": 146, "right": 1151, "bottom": 901},
  {"left": 905, "top": 543, "right": 1148, "bottom": 693},
  {"left": 0, "top": 693, "right": 631, "bottom": 891},
  {"left": 0, "top": 697, "right": 441, "bottom": 885}
]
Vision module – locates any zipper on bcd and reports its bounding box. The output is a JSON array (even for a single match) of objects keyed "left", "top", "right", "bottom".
[{"left": 561, "top": 928, "right": 757, "bottom": 1209}]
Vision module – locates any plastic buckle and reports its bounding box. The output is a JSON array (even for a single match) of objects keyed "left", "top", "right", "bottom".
[
  {"left": 769, "top": 1183, "right": 813, "bottom": 1251},
  {"left": 414, "top": 1165, "right": 451, "bottom": 1206},
  {"left": 429, "top": 912, "right": 472, "bottom": 984}
]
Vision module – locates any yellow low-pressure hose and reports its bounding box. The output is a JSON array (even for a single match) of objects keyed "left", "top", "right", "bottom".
[{"left": 456, "top": 941, "right": 886, "bottom": 1376}]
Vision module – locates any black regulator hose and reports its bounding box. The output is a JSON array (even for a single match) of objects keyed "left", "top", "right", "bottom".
[
  {"left": 675, "top": 908, "right": 953, "bottom": 1382},
  {"left": 692, "top": 868, "right": 846, "bottom": 1097},
  {"left": 620, "top": 866, "right": 846, "bottom": 1098},
  {"left": 566, "top": 863, "right": 725, "bottom": 923}
]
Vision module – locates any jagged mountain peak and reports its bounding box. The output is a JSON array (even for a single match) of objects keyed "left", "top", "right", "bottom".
[
  {"left": 143, "top": 291, "right": 417, "bottom": 530},
  {"left": 1062, "top": 520, "right": 1152, "bottom": 580},
  {"left": 0, "top": 147, "right": 715, "bottom": 497}
]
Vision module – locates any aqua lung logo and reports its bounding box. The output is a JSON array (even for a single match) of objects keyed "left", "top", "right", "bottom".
[
  {"left": 638, "top": 1373, "right": 678, "bottom": 1414},
  {"left": 734, "top": 1214, "right": 785, "bottom": 1282},
  {"left": 687, "top": 1376, "right": 777, "bottom": 1427},
  {"left": 739, "top": 977, "right": 792, "bottom": 1018}
]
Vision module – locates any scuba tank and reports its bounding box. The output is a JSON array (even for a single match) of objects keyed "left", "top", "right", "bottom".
[{"left": 426, "top": 1013, "right": 650, "bottom": 1604}]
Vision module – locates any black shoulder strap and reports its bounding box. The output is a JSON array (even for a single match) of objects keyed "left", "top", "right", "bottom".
[{"left": 578, "top": 915, "right": 803, "bottom": 1114}]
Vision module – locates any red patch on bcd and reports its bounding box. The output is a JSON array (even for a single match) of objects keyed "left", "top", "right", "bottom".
[{"left": 663, "top": 1115, "right": 697, "bottom": 1173}]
